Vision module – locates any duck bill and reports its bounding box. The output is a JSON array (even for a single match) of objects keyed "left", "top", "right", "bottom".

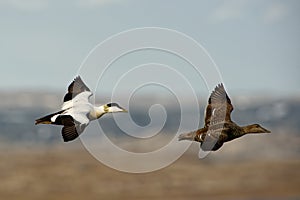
[
  {"left": 263, "top": 127, "right": 271, "bottom": 133},
  {"left": 114, "top": 106, "right": 127, "bottom": 113},
  {"left": 121, "top": 108, "right": 128, "bottom": 113}
]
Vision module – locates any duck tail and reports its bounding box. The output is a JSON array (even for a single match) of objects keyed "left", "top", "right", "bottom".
[
  {"left": 35, "top": 110, "right": 64, "bottom": 125},
  {"left": 178, "top": 130, "right": 197, "bottom": 141}
]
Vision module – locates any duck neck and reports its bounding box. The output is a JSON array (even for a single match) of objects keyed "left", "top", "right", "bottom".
[{"left": 92, "top": 106, "right": 106, "bottom": 119}]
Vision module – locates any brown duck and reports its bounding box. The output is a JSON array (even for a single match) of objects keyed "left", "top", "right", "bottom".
[{"left": 178, "top": 83, "right": 270, "bottom": 151}]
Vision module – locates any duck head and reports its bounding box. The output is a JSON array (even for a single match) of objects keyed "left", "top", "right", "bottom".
[
  {"left": 242, "top": 124, "right": 271, "bottom": 134},
  {"left": 105, "top": 103, "right": 127, "bottom": 113},
  {"left": 95, "top": 103, "right": 127, "bottom": 118}
]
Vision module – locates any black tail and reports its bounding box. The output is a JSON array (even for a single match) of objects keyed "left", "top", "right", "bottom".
[{"left": 35, "top": 110, "right": 65, "bottom": 125}]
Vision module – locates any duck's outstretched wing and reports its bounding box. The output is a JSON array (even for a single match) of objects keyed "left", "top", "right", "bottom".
[
  {"left": 57, "top": 115, "right": 88, "bottom": 142},
  {"left": 62, "top": 76, "right": 93, "bottom": 110},
  {"left": 63, "top": 76, "right": 91, "bottom": 102},
  {"left": 204, "top": 83, "right": 233, "bottom": 127}
]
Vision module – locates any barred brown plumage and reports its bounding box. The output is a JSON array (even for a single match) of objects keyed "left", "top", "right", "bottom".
[{"left": 178, "top": 83, "right": 271, "bottom": 151}]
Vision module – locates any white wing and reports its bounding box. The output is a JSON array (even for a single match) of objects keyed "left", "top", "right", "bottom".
[
  {"left": 66, "top": 103, "right": 93, "bottom": 125},
  {"left": 62, "top": 91, "right": 93, "bottom": 110}
]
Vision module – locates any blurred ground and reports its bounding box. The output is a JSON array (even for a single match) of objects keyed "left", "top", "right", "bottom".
[
  {"left": 1, "top": 141, "right": 299, "bottom": 200},
  {"left": 1, "top": 93, "right": 299, "bottom": 199}
]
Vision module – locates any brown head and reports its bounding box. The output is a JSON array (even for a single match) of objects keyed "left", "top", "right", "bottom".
[{"left": 242, "top": 124, "right": 271, "bottom": 134}]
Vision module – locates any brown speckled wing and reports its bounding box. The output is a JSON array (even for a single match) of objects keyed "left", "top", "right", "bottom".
[{"left": 204, "top": 83, "right": 233, "bottom": 127}]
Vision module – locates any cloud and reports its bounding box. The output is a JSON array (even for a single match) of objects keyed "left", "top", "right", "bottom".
[
  {"left": 210, "top": 0, "right": 249, "bottom": 23},
  {"left": 263, "top": 2, "right": 288, "bottom": 24},
  {"left": 0, "top": 0, "right": 48, "bottom": 11}
]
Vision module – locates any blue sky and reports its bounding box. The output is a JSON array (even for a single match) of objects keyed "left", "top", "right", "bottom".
[{"left": 1, "top": 0, "right": 299, "bottom": 96}]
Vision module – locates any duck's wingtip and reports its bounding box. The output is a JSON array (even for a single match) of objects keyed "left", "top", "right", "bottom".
[
  {"left": 74, "top": 75, "right": 82, "bottom": 81},
  {"left": 217, "top": 83, "right": 224, "bottom": 88},
  {"left": 213, "top": 83, "right": 224, "bottom": 90}
]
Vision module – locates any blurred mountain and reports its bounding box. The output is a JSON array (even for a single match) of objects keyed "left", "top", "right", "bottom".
[{"left": 0, "top": 91, "right": 299, "bottom": 146}]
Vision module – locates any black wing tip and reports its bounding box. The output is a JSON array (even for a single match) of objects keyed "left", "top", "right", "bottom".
[
  {"left": 69, "top": 75, "right": 90, "bottom": 91},
  {"left": 75, "top": 76, "right": 90, "bottom": 91},
  {"left": 64, "top": 76, "right": 91, "bottom": 102},
  {"left": 74, "top": 75, "right": 82, "bottom": 82}
]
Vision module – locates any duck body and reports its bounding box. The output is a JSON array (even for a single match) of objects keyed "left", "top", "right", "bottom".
[
  {"left": 178, "top": 83, "right": 270, "bottom": 151},
  {"left": 182, "top": 122, "right": 244, "bottom": 151},
  {"left": 35, "top": 76, "right": 127, "bottom": 142}
]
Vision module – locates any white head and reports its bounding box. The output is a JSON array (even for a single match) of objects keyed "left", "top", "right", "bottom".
[
  {"left": 95, "top": 102, "right": 127, "bottom": 119},
  {"left": 105, "top": 103, "right": 127, "bottom": 113}
]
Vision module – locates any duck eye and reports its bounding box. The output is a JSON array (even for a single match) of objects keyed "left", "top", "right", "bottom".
[{"left": 107, "top": 103, "right": 118, "bottom": 107}]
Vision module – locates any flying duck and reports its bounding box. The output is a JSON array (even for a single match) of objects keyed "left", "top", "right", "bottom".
[
  {"left": 178, "top": 83, "right": 270, "bottom": 151},
  {"left": 35, "top": 76, "right": 127, "bottom": 142}
]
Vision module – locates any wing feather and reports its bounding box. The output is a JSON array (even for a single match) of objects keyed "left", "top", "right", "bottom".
[
  {"left": 63, "top": 76, "right": 91, "bottom": 102},
  {"left": 58, "top": 115, "right": 88, "bottom": 142},
  {"left": 204, "top": 83, "right": 233, "bottom": 127},
  {"left": 62, "top": 126, "right": 79, "bottom": 142}
]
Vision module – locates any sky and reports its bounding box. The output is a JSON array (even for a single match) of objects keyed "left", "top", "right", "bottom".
[{"left": 1, "top": 0, "right": 299, "bottom": 96}]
